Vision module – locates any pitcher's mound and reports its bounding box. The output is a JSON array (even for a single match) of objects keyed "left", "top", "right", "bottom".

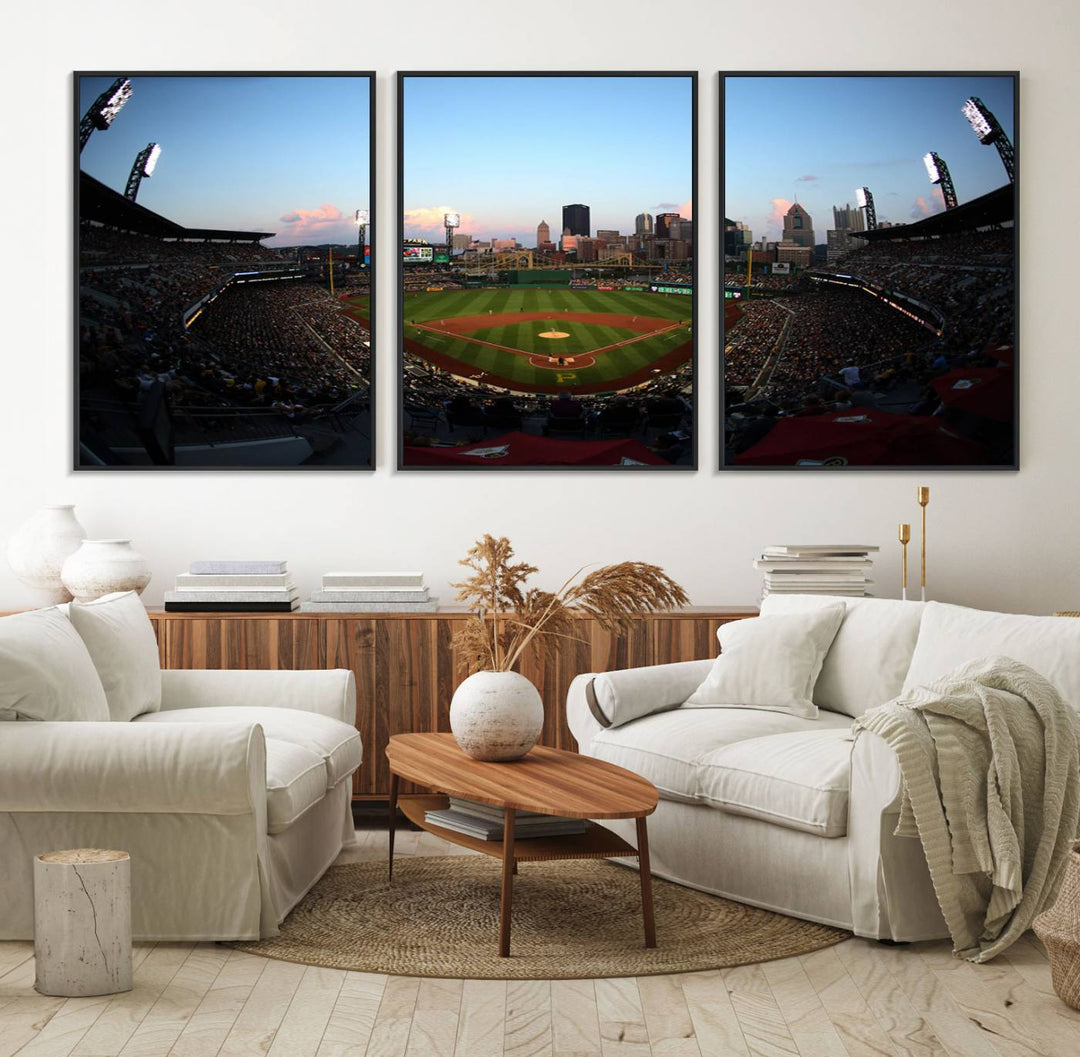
[{"left": 538, "top": 330, "right": 570, "bottom": 340}]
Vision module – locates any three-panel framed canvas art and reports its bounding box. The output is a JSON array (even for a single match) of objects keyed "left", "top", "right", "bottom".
[{"left": 74, "top": 70, "right": 1017, "bottom": 472}]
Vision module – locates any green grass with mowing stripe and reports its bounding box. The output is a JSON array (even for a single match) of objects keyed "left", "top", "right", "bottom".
[{"left": 396, "top": 287, "right": 692, "bottom": 390}]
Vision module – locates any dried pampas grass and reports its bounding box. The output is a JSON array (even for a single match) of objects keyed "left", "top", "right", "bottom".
[{"left": 453, "top": 534, "right": 688, "bottom": 672}]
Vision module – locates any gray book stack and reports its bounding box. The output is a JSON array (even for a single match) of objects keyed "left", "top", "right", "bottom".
[
  {"left": 164, "top": 560, "right": 299, "bottom": 612},
  {"left": 424, "top": 797, "right": 589, "bottom": 841},
  {"left": 753, "top": 545, "right": 879, "bottom": 599},
  {"left": 299, "top": 571, "right": 437, "bottom": 613}
]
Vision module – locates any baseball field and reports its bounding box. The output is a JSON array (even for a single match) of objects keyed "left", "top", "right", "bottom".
[{"left": 389, "top": 287, "right": 692, "bottom": 394}]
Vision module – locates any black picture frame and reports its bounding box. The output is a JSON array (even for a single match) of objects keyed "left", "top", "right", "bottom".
[
  {"left": 720, "top": 71, "right": 1019, "bottom": 471},
  {"left": 397, "top": 71, "right": 698, "bottom": 471},
  {"left": 74, "top": 71, "right": 376, "bottom": 471}
]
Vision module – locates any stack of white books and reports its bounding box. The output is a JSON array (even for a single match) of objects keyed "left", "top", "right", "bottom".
[
  {"left": 753, "top": 545, "right": 878, "bottom": 598},
  {"left": 299, "top": 571, "right": 437, "bottom": 613},
  {"left": 424, "top": 797, "right": 588, "bottom": 841},
  {"left": 164, "top": 560, "right": 298, "bottom": 612}
]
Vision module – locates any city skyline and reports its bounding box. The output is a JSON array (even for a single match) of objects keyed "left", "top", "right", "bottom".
[
  {"left": 724, "top": 75, "right": 1016, "bottom": 246},
  {"left": 402, "top": 75, "right": 693, "bottom": 245},
  {"left": 78, "top": 75, "right": 372, "bottom": 248}
]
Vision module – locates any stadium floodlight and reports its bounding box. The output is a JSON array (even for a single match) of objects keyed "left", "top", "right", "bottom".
[
  {"left": 124, "top": 142, "right": 161, "bottom": 202},
  {"left": 355, "top": 209, "right": 369, "bottom": 268},
  {"left": 855, "top": 186, "right": 877, "bottom": 230},
  {"left": 444, "top": 211, "right": 460, "bottom": 262},
  {"left": 962, "top": 96, "right": 1015, "bottom": 183},
  {"left": 79, "top": 77, "right": 133, "bottom": 152},
  {"left": 923, "top": 151, "right": 959, "bottom": 211}
]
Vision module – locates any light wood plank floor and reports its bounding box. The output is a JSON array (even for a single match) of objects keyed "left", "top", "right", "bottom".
[{"left": 3, "top": 825, "right": 1078, "bottom": 1057}]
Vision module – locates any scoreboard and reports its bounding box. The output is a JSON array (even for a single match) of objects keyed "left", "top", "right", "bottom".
[{"left": 403, "top": 245, "right": 434, "bottom": 264}]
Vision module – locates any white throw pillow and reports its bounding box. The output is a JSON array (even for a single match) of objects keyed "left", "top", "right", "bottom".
[
  {"left": 0, "top": 607, "right": 110, "bottom": 721},
  {"left": 760, "top": 594, "right": 925, "bottom": 716},
  {"left": 68, "top": 591, "right": 162, "bottom": 722},
  {"left": 684, "top": 605, "right": 845, "bottom": 718}
]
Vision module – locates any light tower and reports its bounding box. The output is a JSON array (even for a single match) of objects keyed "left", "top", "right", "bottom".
[
  {"left": 79, "top": 77, "right": 133, "bottom": 152},
  {"left": 962, "top": 96, "right": 1015, "bottom": 183},
  {"left": 444, "top": 212, "right": 460, "bottom": 261},
  {"left": 855, "top": 186, "right": 877, "bottom": 230},
  {"left": 923, "top": 152, "right": 958, "bottom": 211},
  {"left": 124, "top": 142, "right": 161, "bottom": 203},
  {"left": 355, "top": 209, "right": 369, "bottom": 268}
]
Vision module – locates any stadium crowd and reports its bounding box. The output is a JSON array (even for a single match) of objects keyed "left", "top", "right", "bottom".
[{"left": 81, "top": 225, "right": 284, "bottom": 266}]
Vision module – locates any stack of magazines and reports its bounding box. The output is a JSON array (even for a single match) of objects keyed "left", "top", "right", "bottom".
[
  {"left": 424, "top": 797, "right": 588, "bottom": 840},
  {"left": 164, "top": 560, "right": 298, "bottom": 612},
  {"left": 753, "top": 544, "right": 878, "bottom": 598}
]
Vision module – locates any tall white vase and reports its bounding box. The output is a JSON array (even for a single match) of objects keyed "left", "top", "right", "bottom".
[
  {"left": 6, "top": 505, "right": 87, "bottom": 605},
  {"left": 61, "top": 540, "right": 152, "bottom": 603},
  {"left": 449, "top": 671, "right": 544, "bottom": 762}
]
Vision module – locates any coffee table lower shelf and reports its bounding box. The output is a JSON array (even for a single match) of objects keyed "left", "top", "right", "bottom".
[
  {"left": 398, "top": 795, "right": 638, "bottom": 861},
  {"left": 391, "top": 793, "right": 656, "bottom": 957}
]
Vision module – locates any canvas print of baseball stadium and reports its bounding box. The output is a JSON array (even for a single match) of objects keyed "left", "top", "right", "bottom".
[
  {"left": 398, "top": 72, "right": 696, "bottom": 469},
  {"left": 722, "top": 73, "right": 1018, "bottom": 470},
  {"left": 76, "top": 73, "right": 375, "bottom": 469}
]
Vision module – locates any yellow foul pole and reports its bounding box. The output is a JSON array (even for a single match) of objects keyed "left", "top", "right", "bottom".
[
  {"left": 328, "top": 246, "right": 335, "bottom": 296},
  {"left": 745, "top": 248, "right": 753, "bottom": 299}
]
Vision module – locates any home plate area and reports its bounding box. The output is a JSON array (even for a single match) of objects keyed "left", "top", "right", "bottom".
[{"left": 412, "top": 311, "right": 681, "bottom": 371}]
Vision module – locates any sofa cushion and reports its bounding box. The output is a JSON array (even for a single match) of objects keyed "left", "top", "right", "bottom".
[
  {"left": 698, "top": 729, "right": 854, "bottom": 837},
  {"left": 265, "top": 739, "right": 328, "bottom": 834},
  {"left": 68, "top": 592, "right": 162, "bottom": 721},
  {"left": 0, "top": 608, "right": 110, "bottom": 722},
  {"left": 684, "top": 606, "right": 845, "bottom": 718},
  {"left": 760, "top": 594, "right": 925, "bottom": 717},
  {"left": 903, "top": 602, "right": 1080, "bottom": 710},
  {"left": 588, "top": 659, "right": 714, "bottom": 729},
  {"left": 136, "top": 705, "right": 362, "bottom": 787},
  {"left": 589, "top": 705, "right": 852, "bottom": 804}
]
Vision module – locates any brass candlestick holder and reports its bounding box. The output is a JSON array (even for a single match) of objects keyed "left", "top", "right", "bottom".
[
  {"left": 898, "top": 523, "right": 911, "bottom": 601},
  {"left": 917, "top": 486, "right": 930, "bottom": 601}
]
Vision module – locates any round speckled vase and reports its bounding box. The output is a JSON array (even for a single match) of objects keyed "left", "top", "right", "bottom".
[
  {"left": 5, "top": 505, "right": 87, "bottom": 605},
  {"left": 60, "top": 539, "right": 152, "bottom": 603},
  {"left": 449, "top": 671, "right": 544, "bottom": 761}
]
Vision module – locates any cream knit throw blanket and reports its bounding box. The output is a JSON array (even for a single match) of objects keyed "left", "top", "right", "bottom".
[{"left": 855, "top": 656, "right": 1080, "bottom": 962}]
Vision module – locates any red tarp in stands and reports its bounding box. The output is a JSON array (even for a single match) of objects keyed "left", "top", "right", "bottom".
[
  {"left": 403, "top": 431, "right": 666, "bottom": 467},
  {"left": 735, "top": 409, "right": 987, "bottom": 466},
  {"left": 931, "top": 367, "right": 1014, "bottom": 422}
]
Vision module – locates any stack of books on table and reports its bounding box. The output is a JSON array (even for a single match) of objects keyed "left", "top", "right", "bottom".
[
  {"left": 424, "top": 797, "right": 589, "bottom": 841},
  {"left": 753, "top": 545, "right": 878, "bottom": 598},
  {"left": 164, "top": 561, "right": 298, "bottom": 612},
  {"left": 299, "top": 571, "right": 437, "bottom": 613}
]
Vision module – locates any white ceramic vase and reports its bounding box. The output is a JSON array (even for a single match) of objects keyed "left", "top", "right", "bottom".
[
  {"left": 6, "top": 505, "right": 87, "bottom": 605},
  {"left": 449, "top": 670, "right": 544, "bottom": 762},
  {"left": 61, "top": 540, "right": 152, "bottom": 603}
]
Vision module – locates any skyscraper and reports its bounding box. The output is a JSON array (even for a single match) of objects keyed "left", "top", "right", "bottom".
[
  {"left": 562, "top": 203, "right": 590, "bottom": 237},
  {"left": 832, "top": 203, "right": 865, "bottom": 233},
  {"left": 635, "top": 212, "right": 653, "bottom": 235},
  {"left": 536, "top": 220, "right": 550, "bottom": 247},
  {"left": 782, "top": 203, "right": 815, "bottom": 248},
  {"left": 655, "top": 212, "right": 680, "bottom": 239}
]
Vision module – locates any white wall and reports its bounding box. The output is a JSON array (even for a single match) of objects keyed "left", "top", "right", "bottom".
[{"left": 3, "top": 0, "right": 1078, "bottom": 615}]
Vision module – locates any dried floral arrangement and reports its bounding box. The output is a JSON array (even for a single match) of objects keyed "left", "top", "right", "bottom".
[{"left": 453, "top": 534, "right": 688, "bottom": 673}]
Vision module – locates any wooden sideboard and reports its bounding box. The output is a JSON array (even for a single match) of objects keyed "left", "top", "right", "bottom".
[{"left": 48, "top": 607, "right": 756, "bottom": 799}]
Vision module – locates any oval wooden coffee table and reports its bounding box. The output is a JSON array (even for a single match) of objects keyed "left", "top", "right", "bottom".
[{"left": 386, "top": 732, "right": 659, "bottom": 958}]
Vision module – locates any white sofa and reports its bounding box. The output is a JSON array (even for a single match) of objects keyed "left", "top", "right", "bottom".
[
  {"left": 567, "top": 596, "right": 1080, "bottom": 941},
  {"left": 0, "top": 595, "right": 361, "bottom": 941}
]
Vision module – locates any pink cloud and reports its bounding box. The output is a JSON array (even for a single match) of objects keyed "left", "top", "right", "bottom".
[
  {"left": 795, "top": 174, "right": 819, "bottom": 182},
  {"left": 910, "top": 187, "right": 945, "bottom": 220},
  {"left": 767, "top": 197, "right": 793, "bottom": 237},
  {"left": 679, "top": 199, "right": 693, "bottom": 221},
  {"left": 275, "top": 203, "right": 358, "bottom": 244}
]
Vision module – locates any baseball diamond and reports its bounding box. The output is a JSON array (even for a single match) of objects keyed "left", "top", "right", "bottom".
[{"left": 392, "top": 288, "right": 693, "bottom": 394}]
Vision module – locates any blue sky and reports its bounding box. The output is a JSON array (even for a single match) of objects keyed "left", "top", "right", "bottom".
[
  {"left": 79, "top": 75, "right": 371, "bottom": 247},
  {"left": 724, "top": 75, "right": 1016, "bottom": 243},
  {"left": 402, "top": 75, "right": 694, "bottom": 244}
]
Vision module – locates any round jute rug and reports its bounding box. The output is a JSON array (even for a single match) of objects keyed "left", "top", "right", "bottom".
[{"left": 232, "top": 856, "right": 849, "bottom": 979}]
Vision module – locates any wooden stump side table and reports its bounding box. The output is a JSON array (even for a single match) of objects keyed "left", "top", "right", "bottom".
[{"left": 386, "top": 733, "right": 659, "bottom": 958}]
